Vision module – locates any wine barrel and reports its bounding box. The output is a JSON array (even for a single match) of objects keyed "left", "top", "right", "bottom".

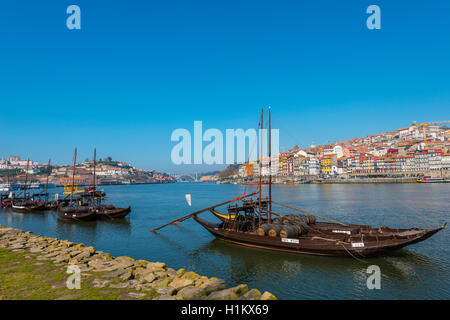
[
  {"left": 282, "top": 217, "right": 290, "bottom": 224},
  {"left": 280, "top": 214, "right": 315, "bottom": 226},
  {"left": 272, "top": 217, "right": 282, "bottom": 224},
  {"left": 299, "top": 223, "right": 310, "bottom": 235},
  {"left": 298, "top": 215, "right": 309, "bottom": 224},
  {"left": 289, "top": 222, "right": 309, "bottom": 235},
  {"left": 268, "top": 224, "right": 283, "bottom": 237},
  {"left": 292, "top": 214, "right": 313, "bottom": 225},
  {"left": 307, "top": 215, "right": 316, "bottom": 224},
  {"left": 282, "top": 214, "right": 299, "bottom": 224},
  {"left": 60, "top": 206, "right": 90, "bottom": 214},
  {"left": 279, "top": 225, "right": 299, "bottom": 238},
  {"left": 256, "top": 223, "right": 271, "bottom": 236}
]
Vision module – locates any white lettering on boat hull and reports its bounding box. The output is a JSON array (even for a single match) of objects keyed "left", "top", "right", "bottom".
[
  {"left": 351, "top": 242, "right": 365, "bottom": 248},
  {"left": 281, "top": 238, "right": 299, "bottom": 244}
]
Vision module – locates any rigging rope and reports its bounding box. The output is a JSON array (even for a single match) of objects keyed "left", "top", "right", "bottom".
[
  {"left": 339, "top": 243, "right": 369, "bottom": 263},
  {"left": 271, "top": 200, "right": 348, "bottom": 226}
]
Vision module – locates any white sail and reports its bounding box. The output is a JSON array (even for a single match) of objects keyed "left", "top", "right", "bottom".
[{"left": 185, "top": 194, "right": 192, "bottom": 206}]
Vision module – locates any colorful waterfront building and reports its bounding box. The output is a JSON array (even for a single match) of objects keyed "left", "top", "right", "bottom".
[{"left": 320, "top": 155, "right": 332, "bottom": 175}]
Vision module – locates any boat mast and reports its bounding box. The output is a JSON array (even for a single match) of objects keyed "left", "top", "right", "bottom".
[
  {"left": 93, "top": 148, "right": 96, "bottom": 190},
  {"left": 44, "top": 159, "right": 50, "bottom": 203},
  {"left": 258, "top": 108, "right": 263, "bottom": 227},
  {"left": 93, "top": 148, "right": 97, "bottom": 204},
  {"left": 6, "top": 162, "right": 10, "bottom": 188},
  {"left": 23, "top": 159, "right": 30, "bottom": 200},
  {"left": 268, "top": 106, "right": 272, "bottom": 224},
  {"left": 70, "top": 148, "right": 77, "bottom": 206}
]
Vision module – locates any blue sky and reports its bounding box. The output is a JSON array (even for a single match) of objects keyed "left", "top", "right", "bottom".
[{"left": 1, "top": 1, "right": 449, "bottom": 174}]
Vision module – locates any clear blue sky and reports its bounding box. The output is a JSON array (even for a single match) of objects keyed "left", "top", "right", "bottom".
[{"left": 1, "top": 1, "right": 449, "bottom": 174}]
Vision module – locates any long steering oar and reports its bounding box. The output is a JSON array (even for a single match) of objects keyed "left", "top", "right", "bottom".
[
  {"left": 271, "top": 200, "right": 348, "bottom": 226},
  {"left": 150, "top": 191, "right": 258, "bottom": 233}
]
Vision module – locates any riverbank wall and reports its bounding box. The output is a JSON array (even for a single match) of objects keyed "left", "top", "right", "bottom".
[
  {"left": 220, "top": 177, "right": 423, "bottom": 184},
  {"left": 0, "top": 224, "right": 276, "bottom": 300},
  {"left": 310, "top": 178, "right": 418, "bottom": 184}
]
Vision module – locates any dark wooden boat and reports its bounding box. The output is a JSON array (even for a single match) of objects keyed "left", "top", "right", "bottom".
[
  {"left": 10, "top": 160, "right": 46, "bottom": 213},
  {"left": 90, "top": 148, "right": 131, "bottom": 219},
  {"left": 57, "top": 148, "right": 97, "bottom": 221},
  {"left": 57, "top": 205, "right": 98, "bottom": 221},
  {"left": 11, "top": 200, "right": 46, "bottom": 212},
  {"left": 151, "top": 107, "right": 446, "bottom": 258},
  {"left": 95, "top": 205, "right": 131, "bottom": 219},
  {"left": 193, "top": 215, "right": 445, "bottom": 257}
]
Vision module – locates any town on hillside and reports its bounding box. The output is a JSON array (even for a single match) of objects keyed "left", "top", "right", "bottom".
[
  {"left": 205, "top": 121, "right": 450, "bottom": 183},
  {"left": 0, "top": 156, "right": 175, "bottom": 187}
]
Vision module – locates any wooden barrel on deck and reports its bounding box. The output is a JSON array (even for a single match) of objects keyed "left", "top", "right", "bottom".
[
  {"left": 268, "top": 224, "right": 283, "bottom": 237},
  {"left": 291, "top": 214, "right": 315, "bottom": 225},
  {"left": 299, "top": 223, "right": 310, "bottom": 235},
  {"left": 282, "top": 216, "right": 292, "bottom": 224},
  {"left": 272, "top": 217, "right": 282, "bottom": 224},
  {"left": 279, "top": 225, "right": 299, "bottom": 238},
  {"left": 289, "top": 222, "right": 309, "bottom": 235},
  {"left": 256, "top": 224, "right": 271, "bottom": 236},
  {"left": 297, "top": 214, "right": 309, "bottom": 224},
  {"left": 306, "top": 215, "right": 316, "bottom": 224}
]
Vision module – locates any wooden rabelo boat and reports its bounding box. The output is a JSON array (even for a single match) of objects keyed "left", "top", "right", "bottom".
[
  {"left": 11, "top": 160, "right": 46, "bottom": 213},
  {"left": 39, "top": 159, "right": 61, "bottom": 211},
  {"left": 95, "top": 205, "right": 131, "bottom": 219},
  {"left": 58, "top": 148, "right": 131, "bottom": 221},
  {"left": 57, "top": 148, "right": 97, "bottom": 221},
  {"left": 89, "top": 148, "right": 131, "bottom": 220},
  {"left": 151, "top": 108, "right": 446, "bottom": 258},
  {"left": 11, "top": 200, "right": 46, "bottom": 212}
]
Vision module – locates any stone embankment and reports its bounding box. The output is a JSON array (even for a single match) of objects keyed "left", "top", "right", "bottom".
[{"left": 0, "top": 224, "right": 276, "bottom": 300}]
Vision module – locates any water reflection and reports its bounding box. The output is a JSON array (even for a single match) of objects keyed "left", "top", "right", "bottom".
[{"left": 0, "top": 183, "right": 448, "bottom": 299}]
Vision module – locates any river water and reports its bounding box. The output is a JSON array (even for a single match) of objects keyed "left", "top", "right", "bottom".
[{"left": 0, "top": 183, "right": 448, "bottom": 299}]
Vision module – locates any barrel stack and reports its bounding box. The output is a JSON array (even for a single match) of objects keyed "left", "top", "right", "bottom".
[{"left": 256, "top": 213, "right": 316, "bottom": 237}]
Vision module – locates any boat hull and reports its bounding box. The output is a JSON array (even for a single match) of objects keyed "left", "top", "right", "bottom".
[
  {"left": 57, "top": 206, "right": 97, "bottom": 221},
  {"left": 11, "top": 203, "right": 46, "bottom": 213},
  {"left": 96, "top": 206, "right": 131, "bottom": 219},
  {"left": 193, "top": 216, "right": 445, "bottom": 257}
]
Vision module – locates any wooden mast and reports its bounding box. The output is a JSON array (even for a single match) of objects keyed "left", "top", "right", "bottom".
[
  {"left": 93, "top": 148, "right": 96, "bottom": 195},
  {"left": 268, "top": 106, "right": 272, "bottom": 224},
  {"left": 92, "top": 148, "right": 104, "bottom": 207},
  {"left": 44, "top": 159, "right": 51, "bottom": 204},
  {"left": 23, "top": 159, "right": 30, "bottom": 200},
  {"left": 258, "top": 108, "right": 263, "bottom": 227},
  {"left": 6, "top": 162, "right": 10, "bottom": 191},
  {"left": 70, "top": 148, "right": 77, "bottom": 206}
]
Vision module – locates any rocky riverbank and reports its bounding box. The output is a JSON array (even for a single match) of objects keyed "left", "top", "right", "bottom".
[{"left": 0, "top": 224, "right": 276, "bottom": 300}]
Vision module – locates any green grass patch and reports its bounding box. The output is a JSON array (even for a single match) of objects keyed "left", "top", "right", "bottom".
[{"left": 0, "top": 248, "right": 155, "bottom": 300}]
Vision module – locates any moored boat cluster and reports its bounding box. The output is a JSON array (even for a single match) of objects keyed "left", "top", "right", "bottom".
[
  {"left": 0, "top": 148, "right": 131, "bottom": 221},
  {"left": 0, "top": 224, "right": 276, "bottom": 300}
]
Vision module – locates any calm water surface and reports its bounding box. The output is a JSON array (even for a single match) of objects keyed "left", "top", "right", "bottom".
[{"left": 0, "top": 183, "right": 448, "bottom": 299}]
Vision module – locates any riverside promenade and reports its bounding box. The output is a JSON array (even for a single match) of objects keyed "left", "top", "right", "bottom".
[{"left": 0, "top": 224, "right": 276, "bottom": 300}]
